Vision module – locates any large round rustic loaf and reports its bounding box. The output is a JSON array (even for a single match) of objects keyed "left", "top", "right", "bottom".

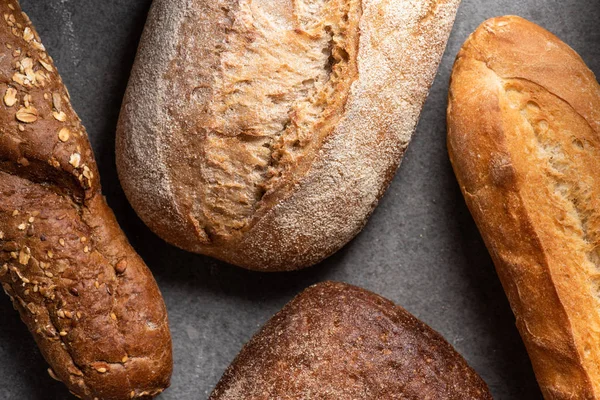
[
  {"left": 209, "top": 281, "right": 492, "bottom": 399},
  {"left": 448, "top": 16, "right": 600, "bottom": 399},
  {"left": 117, "top": 0, "right": 461, "bottom": 271},
  {"left": 0, "top": 1, "right": 172, "bottom": 399}
]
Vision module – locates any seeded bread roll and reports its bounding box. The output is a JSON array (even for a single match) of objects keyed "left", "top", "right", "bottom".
[
  {"left": 209, "top": 281, "right": 492, "bottom": 399},
  {"left": 0, "top": 1, "right": 172, "bottom": 399},
  {"left": 448, "top": 16, "right": 600, "bottom": 399},
  {"left": 116, "top": 0, "right": 461, "bottom": 271}
]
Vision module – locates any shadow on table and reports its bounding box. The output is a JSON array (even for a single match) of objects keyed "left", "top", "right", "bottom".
[
  {"left": 123, "top": 207, "right": 350, "bottom": 304},
  {"left": 0, "top": 296, "right": 69, "bottom": 399}
]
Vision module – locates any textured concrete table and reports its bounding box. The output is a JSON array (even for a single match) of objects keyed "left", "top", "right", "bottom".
[{"left": 1, "top": 1, "right": 598, "bottom": 399}]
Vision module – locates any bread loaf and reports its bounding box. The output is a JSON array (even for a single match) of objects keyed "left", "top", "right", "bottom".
[
  {"left": 209, "top": 281, "right": 492, "bottom": 399},
  {"left": 117, "top": 0, "right": 461, "bottom": 271},
  {"left": 0, "top": 2, "right": 172, "bottom": 398},
  {"left": 448, "top": 16, "right": 600, "bottom": 399}
]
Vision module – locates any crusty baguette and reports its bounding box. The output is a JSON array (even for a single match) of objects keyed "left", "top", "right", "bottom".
[
  {"left": 0, "top": 1, "right": 172, "bottom": 399},
  {"left": 116, "top": 0, "right": 461, "bottom": 271},
  {"left": 209, "top": 281, "right": 492, "bottom": 399},
  {"left": 448, "top": 16, "right": 600, "bottom": 399}
]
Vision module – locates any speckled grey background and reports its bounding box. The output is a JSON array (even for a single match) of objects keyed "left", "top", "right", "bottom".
[{"left": 1, "top": 0, "right": 598, "bottom": 399}]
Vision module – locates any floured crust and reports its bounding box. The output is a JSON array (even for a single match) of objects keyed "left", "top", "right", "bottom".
[
  {"left": 209, "top": 281, "right": 492, "bottom": 399},
  {"left": 117, "top": 0, "right": 461, "bottom": 270},
  {"left": 448, "top": 16, "right": 600, "bottom": 399},
  {"left": 0, "top": 1, "right": 172, "bottom": 398}
]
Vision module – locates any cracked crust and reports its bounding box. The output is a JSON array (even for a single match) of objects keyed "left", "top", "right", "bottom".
[
  {"left": 117, "top": 0, "right": 461, "bottom": 271},
  {"left": 448, "top": 16, "right": 600, "bottom": 399},
  {"left": 209, "top": 281, "right": 492, "bottom": 399},
  {"left": 0, "top": 1, "right": 172, "bottom": 399}
]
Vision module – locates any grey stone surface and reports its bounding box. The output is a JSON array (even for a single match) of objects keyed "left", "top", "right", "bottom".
[{"left": 1, "top": 0, "right": 598, "bottom": 399}]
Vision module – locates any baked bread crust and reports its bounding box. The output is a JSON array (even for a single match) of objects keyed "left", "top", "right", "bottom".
[
  {"left": 117, "top": 0, "right": 461, "bottom": 271},
  {"left": 448, "top": 16, "right": 600, "bottom": 399},
  {"left": 0, "top": 1, "right": 172, "bottom": 398},
  {"left": 209, "top": 281, "right": 492, "bottom": 399}
]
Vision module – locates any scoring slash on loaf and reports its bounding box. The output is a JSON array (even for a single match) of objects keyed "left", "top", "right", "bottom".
[
  {"left": 117, "top": 0, "right": 461, "bottom": 271},
  {"left": 448, "top": 16, "right": 600, "bottom": 399},
  {"left": 0, "top": 1, "right": 173, "bottom": 399},
  {"left": 209, "top": 281, "right": 492, "bottom": 399}
]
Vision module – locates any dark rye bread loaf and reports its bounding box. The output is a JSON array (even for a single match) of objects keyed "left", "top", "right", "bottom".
[
  {"left": 0, "top": 1, "right": 172, "bottom": 399},
  {"left": 448, "top": 16, "right": 600, "bottom": 399},
  {"left": 117, "top": 0, "right": 461, "bottom": 271},
  {"left": 209, "top": 282, "right": 492, "bottom": 399}
]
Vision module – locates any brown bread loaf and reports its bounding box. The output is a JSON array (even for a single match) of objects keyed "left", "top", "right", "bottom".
[
  {"left": 209, "top": 281, "right": 492, "bottom": 399},
  {"left": 448, "top": 16, "right": 600, "bottom": 399},
  {"left": 116, "top": 0, "right": 461, "bottom": 271},
  {"left": 0, "top": 1, "right": 173, "bottom": 398}
]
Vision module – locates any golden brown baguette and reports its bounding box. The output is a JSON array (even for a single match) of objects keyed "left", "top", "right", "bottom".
[
  {"left": 116, "top": 0, "right": 461, "bottom": 271},
  {"left": 448, "top": 15, "right": 600, "bottom": 399},
  {"left": 0, "top": 1, "right": 172, "bottom": 398},
  {"left": 209, "top": 281, "right": 492, "bottom": 399}
]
